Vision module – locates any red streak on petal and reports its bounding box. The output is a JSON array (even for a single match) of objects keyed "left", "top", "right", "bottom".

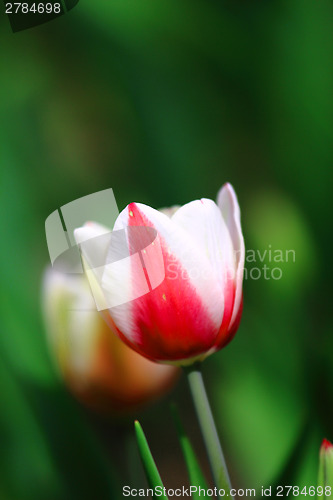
[
  {"left": 220, "top": 296, "right": 243, "bottom": 349},
  {"left": 212, "top": 276, "right": 238, "bottom": 350},
  {"left": 123, "top": 203, "right": 219, "bottom": 361}
]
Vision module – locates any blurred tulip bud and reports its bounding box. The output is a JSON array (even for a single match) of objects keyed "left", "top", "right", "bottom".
[
  {"left": 318, "top": 439, "right": 333, "bottom": 498},
  {"left": 42, "top": 268, "right": 179, "bottom": 413}
]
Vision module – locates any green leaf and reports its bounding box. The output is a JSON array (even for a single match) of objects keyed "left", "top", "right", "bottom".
[
  {"left": 171, "top": 403, "right": 209, "bottom": 498},
  {"left": 134, "top": 421, "right": 168, "bottom": 500}
]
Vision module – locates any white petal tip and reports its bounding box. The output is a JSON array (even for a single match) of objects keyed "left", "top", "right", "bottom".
[
  {"left": 74, "top": 227, "right": 89, "bottom": 245},
  {"left": 74, "top": 222, "right": 110, "bottom": 245}
]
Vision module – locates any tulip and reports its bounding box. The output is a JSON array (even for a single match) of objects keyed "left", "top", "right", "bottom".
[
  {"left": 42, "top": 268, "right": 179, "bottom": 413},
  {"left": 318, "top": 439, "right": 333, "bottom": 498},
  {"left": 74, "top": 183, "right": 244, "bottom": 365}
]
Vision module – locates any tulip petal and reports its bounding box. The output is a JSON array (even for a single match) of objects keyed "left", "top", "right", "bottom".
[
  {"left": 74, "top": 222, "right": 112, "bottom": 311},
  {"left": 42, "top": 269, "right": 99, "bottom": 379},
  {"left": 216, "top": 183, "right": 245, "bottom": 331},
  {"left": 102, "top": 203, "right": 224, "bottom": 362},
  {"left": 171, "top": 198, "right": 237, "bottom": 353},
  {"left": 171, "top": 198, "right": 235, "bottom": 291},
  {"left": 74, "top": 221, "right": 111, "bottom": 267}
]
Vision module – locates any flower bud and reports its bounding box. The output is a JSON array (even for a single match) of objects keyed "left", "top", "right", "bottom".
[
  {"left": 42, "top": 268, "right": 179, "bottom": 413},
  {"left": 74, "top": 183, "right": 245, "bottom": 365},
  {"left": 318, "top": 439, "right": 333, "bottom": 497}
]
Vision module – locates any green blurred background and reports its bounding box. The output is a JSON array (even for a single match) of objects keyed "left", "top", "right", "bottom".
[{"left": 0, "top": 1, "right": 332, "bottom": 498}]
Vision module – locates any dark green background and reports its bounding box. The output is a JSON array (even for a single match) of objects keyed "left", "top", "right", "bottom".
[{"left": 0, "top": 1, "right": 332, "bottom": 498}]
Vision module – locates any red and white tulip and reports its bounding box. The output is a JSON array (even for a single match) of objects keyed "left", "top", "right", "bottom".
[{"left": 74, "top": 183, "right": 245, "bottom": 365}]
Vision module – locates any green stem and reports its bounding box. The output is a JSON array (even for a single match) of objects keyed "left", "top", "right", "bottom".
[{"left": 185, "top": 363, "right": 232, "bottom": 497}]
